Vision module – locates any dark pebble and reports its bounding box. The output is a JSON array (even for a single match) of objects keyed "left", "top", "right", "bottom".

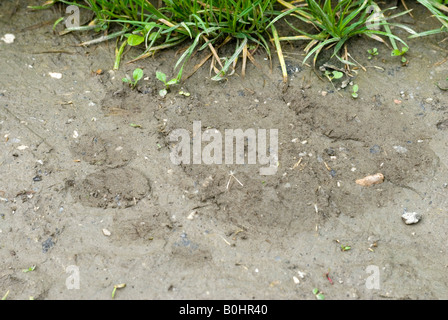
[
  {"left": 33, "top": 175, "right": 42, "bottom": 182},
  {"left": 42, "top": 237, "right": 54, "bottom": 253},
  {"left": 370, "top": 145, "right": 381, "bottom": 154}
]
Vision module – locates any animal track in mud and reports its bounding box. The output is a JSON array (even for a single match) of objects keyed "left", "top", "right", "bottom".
[
  {"left": 71, "top": 168, "right": 151, "bottom": 209},
  {"left": 69, "top": 133, "right": 135, "bottom": 168}
]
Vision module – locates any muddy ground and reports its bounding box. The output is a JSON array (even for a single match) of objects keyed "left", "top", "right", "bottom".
[{"left": 1, "top": 1, "right": 447, "bottom": 300}]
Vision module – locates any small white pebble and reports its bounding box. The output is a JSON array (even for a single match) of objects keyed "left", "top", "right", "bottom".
[
  {"left": 1, "top": 34, "right": 15, "bottom": 44},
  {"left": 293, "top": 276, "right": 300, "bottom": 284},
  {"left": 102, "top": 228, "right": 111, "bottom": 236},
  {"left": 49, "top": 72, "right": 62, "bottom": 79},
  {"left": 187, "top": 210, "right": 197, "bottom": 220}
]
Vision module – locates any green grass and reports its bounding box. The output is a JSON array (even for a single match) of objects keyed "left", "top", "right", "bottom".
[
  {"left": 272, "top": 0, "right": 415, "bottom": 66},
  {"left": 29, "top": 0, "right": 448, "bottom": 83},
  {"left": 31, "top": 0, "right": 284, "bottom": 82},
  {"left": 411, "top": 0, "right": 448, "bottom": 37}
]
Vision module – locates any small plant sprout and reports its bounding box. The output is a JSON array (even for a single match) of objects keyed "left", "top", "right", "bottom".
[
  {"left": 313, "top": 288, "right": 325, "bottom": 300},
  {"left": 22, "top": 265, "right": 36, "bottom": 273},
  {"left": 391, "top": 46, "right": 409, "bottom": 64},
  {"left": 156, "top": 71, "right": 178, "bottom": 98},
  {"left": 367, "top": 48, "right": 378, "bottom": 59},
  {"left": 2, "top": 290, "right": 9, "bottom": 300},
  {"left": 352, "top": 84, "right": 359, "bottom": 99},
  {"left": 112, "top": 283, "right": 126, "bottom": 299},
  {"left": 325, "top": 70, "right": 344, "bottom": 81},
  {"left": 122, "top": 68, "right": 143, "bottom": 89},
  {"left": 341, "top": 244, "right": 351, "bottom": 251},
  {"left": 323, "top": 70, "right": 344, "bottom": 96}
]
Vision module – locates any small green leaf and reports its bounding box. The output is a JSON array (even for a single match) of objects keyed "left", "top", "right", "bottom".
[
  {"left": 353, "top": 84, "right": 358, "bottom": 93},
  {"left": 391, "top": 49, "right": 400, "bottom": 56},
  {"left": 122, "top": 78, "right": 130, "bottom": 83},
  {"left": 130, "top": 123, "right": 142, "bottom": 128},
  {"left": 312, "top": 288, "right": 319, "bottom": 295},
  {"left": 166, "top": 78, "right": 178, "bottom": 86},
  {"left": 144, "top": 22, "right": 156, "bottom": 33},
  {"left": 127, "top": 34, "right": 145, "bottom": 46},
  {"left": 332, "top": 71, "right": 343, "bottom": 79},
  {"left": 148, "top": 32, "right": 159, "bottom": 41},
  {"left": 316, "top": 293, "right": 325, "bottom": 300},
  {"left": 156, "top": 71, "right": 166, "bottom": 84},
  {"left": 133, "top": 68, "right": 143, "bottom": 82}
]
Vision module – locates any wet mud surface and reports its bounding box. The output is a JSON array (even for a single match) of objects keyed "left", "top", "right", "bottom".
[{"left": 1, "top": 1, "right": 448, "bottom": 299}]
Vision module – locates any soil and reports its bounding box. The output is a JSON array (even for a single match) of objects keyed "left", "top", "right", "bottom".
[{"left": 1, "top": 1, "right": 447, "bottom": 300}]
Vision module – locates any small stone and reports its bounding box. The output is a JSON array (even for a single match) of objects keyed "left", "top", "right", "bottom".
[
  {"left": 293, "top": 276, "right": 300, "bottom": 284},
  {"left": 187, "top": 210, "right": 197, "bottom": 220},
  {"left": 102, "top": 228, "right": 111, "bottom": 236},
  {"left": 1, "top": 34, "right": 15, "bottom": 44},
  {"left": 49, "top": 72, "right": 62, "bottom": 79},
  {"left": 393, "top": 145, "right": 408, "bottom": 154},
  {"left": 42, "top": 237, "right": 54, "bottom": 253},
  {"left": 401, "top": 211, "right": 422, "bottom": 225},
  {"left": 356, "top": 173, "right": 384, "bottom": 187},
  {"left": 370, "top": 145, "right": 381, "bottom": 154}
]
